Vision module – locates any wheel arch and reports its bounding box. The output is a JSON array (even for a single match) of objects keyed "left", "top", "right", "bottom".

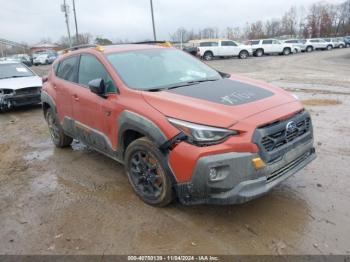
[
  {"left": 118, "top": 111, "right": 168, "bottom": 158},
  {"left": 118, "top": 111, "right": 178, "bottom": 185},
  {"left": 41, "top": 91, "right": 57, "bottom": 117}
]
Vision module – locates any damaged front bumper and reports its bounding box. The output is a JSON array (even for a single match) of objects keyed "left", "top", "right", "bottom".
[
  {"left": 176, "top": 140, "right": 316, "bottom": 205},
  {"left": 0, "top": 93, "right": 41, "bottom": 110}
]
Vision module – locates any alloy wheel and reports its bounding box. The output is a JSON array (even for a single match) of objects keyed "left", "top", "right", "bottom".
[{"left": 129, "top": 150, "right": 163, "bottom": 199}]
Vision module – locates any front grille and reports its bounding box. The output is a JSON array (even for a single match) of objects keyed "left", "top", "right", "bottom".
[
  {"left": 15, "top": 87, "right": 41, "bottom": 95},
  {"left": 253, "top": 110, "right": 313, "bottom": 163},
  {"left": 261, "top": 117, "right": 311, "bottom": 152}
]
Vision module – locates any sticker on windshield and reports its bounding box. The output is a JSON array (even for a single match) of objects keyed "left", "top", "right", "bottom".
[{"left": 16, "top": 67, "right": 28, "bottom": 73}]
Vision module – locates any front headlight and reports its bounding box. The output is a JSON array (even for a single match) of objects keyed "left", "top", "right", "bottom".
[
  {"left": 0, "top": 89, "right": 14, "bottom": 95},
  {"left": 168, "top": 118, "right": 238, "bottom": 146}
]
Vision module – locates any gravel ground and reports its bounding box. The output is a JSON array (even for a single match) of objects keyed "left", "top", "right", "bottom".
[{"left": 0, "top": 48, "right": 349, "bottom": 255}]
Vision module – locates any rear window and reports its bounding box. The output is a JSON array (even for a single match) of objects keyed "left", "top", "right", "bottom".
[
  {"left": 56, "top": 56, "right": 78, "bottom": 82},
  {"left": 200, "top": 42, "right": 218, "bottom": 47}
]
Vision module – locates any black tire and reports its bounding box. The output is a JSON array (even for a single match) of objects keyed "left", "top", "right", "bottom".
[
  {"left": 45, "top": 107, "right": 73, "bottom": 148},
  {"left": 45, "top": 59, "right": 49, "bottom": 65},
  {"left": 327, "top": 45, "right": 333, "bottom": 50},
  {"left": 255, "top": 49, "right": 264, "bottom": 57},
  {"left": 339, "top": 44, "right": 344, "bottom": 49},
  {"left": 346, "top": 43, "right": 350, "bottom": 48},
  {"left": 239, "top": 50, "right": 249, "bottom": 59},
  {"left": 124, "top": 137, "right": 174, "bottom": 207},
  {"left": 306, "top": 46, "right": 313, "bottom": 52},
  {"left": 283, "top": 47, "right": 291, "bottom": 55},
  {"left": 203, "top": 51, "right": 214, "bottom": 61}
]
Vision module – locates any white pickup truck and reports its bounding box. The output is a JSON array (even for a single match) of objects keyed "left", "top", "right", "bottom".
[
  {"left": 197, "top": 40, "right": 253, "bottom": 60},
  {"left": 249, "top": 39, "right": 295, "bottom": 57}
]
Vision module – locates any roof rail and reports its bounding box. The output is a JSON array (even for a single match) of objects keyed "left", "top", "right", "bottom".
[
  {"left": 68, "top": 44, "right": 98, "bottom": 51},
  {"left": 61, "top": 44, "right": 104, "bottom": 54},
  {"left": 134, "top": 41, "right": 172, "bottom": 47}
]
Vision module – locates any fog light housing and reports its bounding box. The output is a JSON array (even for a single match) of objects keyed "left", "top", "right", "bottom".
[
  {"left": 208, "top": 165, "right": 230, "bottom": 182},
  {"left": 209, "top": 168, "right": 218, "bottom": 180}
]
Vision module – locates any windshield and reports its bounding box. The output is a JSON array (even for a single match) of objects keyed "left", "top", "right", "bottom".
[
  {"left": 107, "top": 48, "right": 221, "bottom": 91},
  {"left": 0, "top": 63, "right": 34, "bottom": 79}
]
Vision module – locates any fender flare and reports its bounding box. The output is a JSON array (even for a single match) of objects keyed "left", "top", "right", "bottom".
[
  {"left": 118, "top": 110, "right": 179, "bottom": 184},
  {"left": 118, "top": 110, "right": 168, "bottom": 156},
  {"left": 41, "top": 91, "right": 57, "bottom": 115}
]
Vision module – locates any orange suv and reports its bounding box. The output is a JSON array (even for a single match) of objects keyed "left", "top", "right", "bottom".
[{"left": 42, "top": 44, "right": 316, "bottom": 206}]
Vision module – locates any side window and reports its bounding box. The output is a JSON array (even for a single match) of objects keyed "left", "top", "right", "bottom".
[
  {"left": 56, "top": 56, "right": 78, "bottom": 82},
  {"left": 221, "top": 41, "right": 237, "bottom": 46},
  {"left": 53, "top": 62, "right": 59, "bottom": 75},
  {"left": 262, "top": 40, "right": 273, "bottom": 44},
  {"left": 200, "top": 42, "right": 218, "bottom": 47},
  {"left": 78, "top": 54, "right": 117, "bottom": 93},
  {"left": 272, "top": 40, "right": 279, "bottom": 44},
  {"left": 250, "top": 40, "right": 260, "bottom": 45}
]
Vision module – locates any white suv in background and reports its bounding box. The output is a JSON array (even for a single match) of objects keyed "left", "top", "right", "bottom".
[
  {"left": 283, "top": 39, "right": 306, "bottom": 52},
  {"left": 323, "top": 38, "right": 345, "bottom": 48},
  {"left": 197, "top": 40, "right": 253, "bottom": 60},
  {"left": 304, "top": 39, "right": 332, "bottom": 52},
  {"left": 249, "top": 39, "right": 295, "bottom": 57}
]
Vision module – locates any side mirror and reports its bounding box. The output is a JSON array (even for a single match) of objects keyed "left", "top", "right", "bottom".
[{"left": 88, "top": 78, "right": 105, "bottom": 96}]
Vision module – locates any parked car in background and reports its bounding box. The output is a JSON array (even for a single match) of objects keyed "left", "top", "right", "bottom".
[
  {"left": 283, "top": 39, "right": 306, "bottom": 52},
  {"left": 304, "top": 38, "right": 332, "bottom": 52},
  {"left": 323, "top": 38, "right": 345, "bottom": 48},
  {"left": 182, "top": 46, "right": 198, "bottom": 56},
  {"left": 33, "top": 53, "right": 57, "bottom": 66},
  {"left": 249, "top": 39, "right": 295, "bottom": 57},
  {"left": 343, "top": 36, "right": 350, "bottom": 47},
  {"left": 11, "top": 54, "right": 32, "bottom": 67},
  {"left": 198, "top": 40, "right": 253, "bottom": 60},
  {"left": 0, "top": 61, "right": 42, "bottom": 111}
]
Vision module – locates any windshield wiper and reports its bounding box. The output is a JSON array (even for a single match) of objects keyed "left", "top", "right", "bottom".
[{"left": 146, "top": 78, "right": 220, "bottom": 92}]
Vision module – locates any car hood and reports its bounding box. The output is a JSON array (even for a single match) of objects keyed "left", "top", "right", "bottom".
[
  {"left": 142, "top": 75, "right": 298, "bottom": 128},
  {"left": 0, "top": 76, "right": 42, "bottom": 90}
]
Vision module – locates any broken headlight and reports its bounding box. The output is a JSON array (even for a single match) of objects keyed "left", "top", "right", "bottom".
[{"left": 168, "top": 118, "right": 238, "bottom": 146}]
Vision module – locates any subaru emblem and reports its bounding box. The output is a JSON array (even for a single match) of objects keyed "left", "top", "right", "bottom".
[{"left": 286, "top": 121, "right": 297, "bottom": 133}]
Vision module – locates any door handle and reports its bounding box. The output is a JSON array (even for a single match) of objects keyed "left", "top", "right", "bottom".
[{"left": 73, "top": 94, "right": 79, "bottom": 101}]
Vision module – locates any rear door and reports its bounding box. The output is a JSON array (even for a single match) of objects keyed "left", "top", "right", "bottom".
[
  {"left": 73, "top": 53, "right": 119, "bottom": 153},
  {"left": 54, "top": 55, "right": 79, "bottom": 122},
  {"left": 272, "top": 40, "right": 283, "bottom": 53},
  {"left": 262, "top": 39, "right": 273, "bottom": 53}
]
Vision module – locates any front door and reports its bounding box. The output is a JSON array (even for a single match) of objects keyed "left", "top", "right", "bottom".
[{"left": 72, "top": 54, "right": 119, "bottom": 154}]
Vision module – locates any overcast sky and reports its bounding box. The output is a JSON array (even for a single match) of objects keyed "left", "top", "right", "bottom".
[{"left": 0, "top": 0, "right": 345, "bottom": 44}]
